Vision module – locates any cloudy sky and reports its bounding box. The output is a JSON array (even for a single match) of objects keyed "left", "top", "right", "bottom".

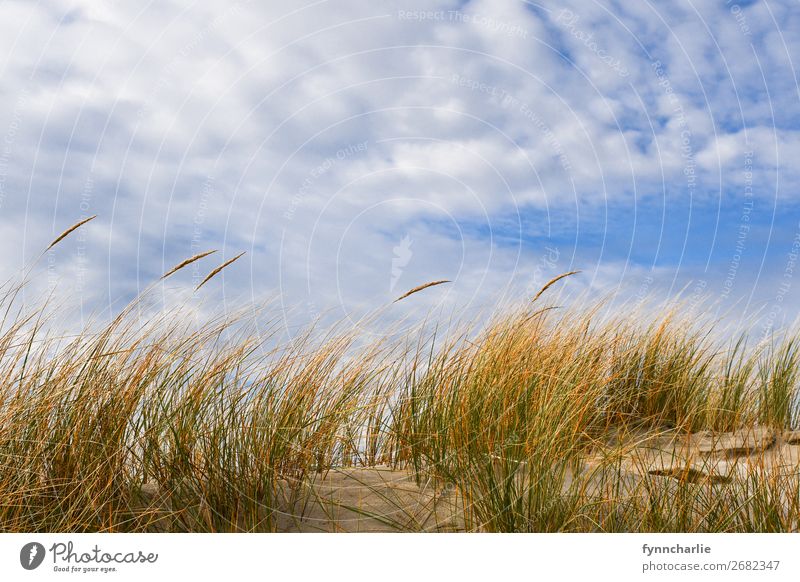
[{"left": 1, "top": 0, "right": 799, "bottom": 337}]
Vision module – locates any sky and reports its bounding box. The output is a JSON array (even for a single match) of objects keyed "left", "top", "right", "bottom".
[{"left": 0, "top": 0, "right": 799, "bottom": 338}]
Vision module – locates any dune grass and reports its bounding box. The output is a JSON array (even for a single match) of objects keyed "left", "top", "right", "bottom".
[{"left": 1, "top": 232, "right": 799, "bottom": 532}]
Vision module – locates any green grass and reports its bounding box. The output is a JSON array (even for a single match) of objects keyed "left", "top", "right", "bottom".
[{"left": 1, "top": 235, "right": 799, "bottom": 532}]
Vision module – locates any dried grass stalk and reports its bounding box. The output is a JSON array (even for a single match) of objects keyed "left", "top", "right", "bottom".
[
  {"left": 47, "top": 215, "right": 97, "bottom": 250},
  {"left": 160, "top": 250, "right": 217, "bottom": 280},
  {"left": 532, "top": 270, "right": 580, "bottom": 303},
  {"left": 195, "top": 251, "right": 246, "bottom": 291},
  {"left": 394, "top": 280, "right": 450, "bottom": 303}
]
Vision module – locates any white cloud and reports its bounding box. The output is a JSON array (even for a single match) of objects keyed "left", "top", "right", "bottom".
[{"left": 0, "top": 0, "right": 798, "bottom": 335}]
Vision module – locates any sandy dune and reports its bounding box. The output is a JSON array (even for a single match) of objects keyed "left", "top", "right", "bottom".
[{"left": 131, "top": 427, "right": 800, "bottom": 532}]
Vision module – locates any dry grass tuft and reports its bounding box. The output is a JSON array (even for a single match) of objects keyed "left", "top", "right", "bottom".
[{"left": 1, "top": 256, "right": 799, "bottom": 533}]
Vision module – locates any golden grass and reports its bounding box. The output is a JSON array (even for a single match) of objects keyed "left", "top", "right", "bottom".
[{"left": 1, "top": 235, "right": 799, "bottom": 532}]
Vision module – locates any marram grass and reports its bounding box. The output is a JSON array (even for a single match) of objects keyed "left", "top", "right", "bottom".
[{"left": 1, "top": 235, "right": 799, "bottom": 531}]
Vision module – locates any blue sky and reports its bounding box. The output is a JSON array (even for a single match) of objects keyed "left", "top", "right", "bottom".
[{"left": 0, "top": 0, "right": 798, "bottom": 336}]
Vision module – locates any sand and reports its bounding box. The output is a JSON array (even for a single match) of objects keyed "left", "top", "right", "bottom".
[{"left": 131, "top": 427, "right": 800, "bottom": 532}]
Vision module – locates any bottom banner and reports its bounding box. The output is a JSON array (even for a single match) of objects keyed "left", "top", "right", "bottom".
[{"left": 1, "top": 533, "right": 796, "bottom": 581}]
